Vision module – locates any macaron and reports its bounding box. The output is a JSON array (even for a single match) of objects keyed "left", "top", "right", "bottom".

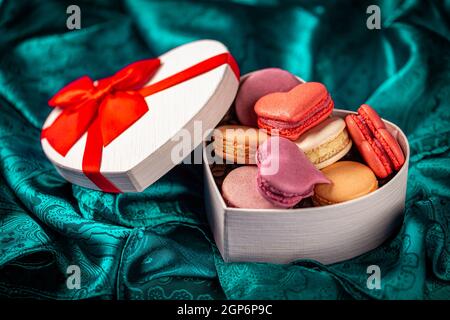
[
  {"left": 313, "top": 161, "right": 378, "bottom": 206},
  {"left": 221, "top": 166, "right": 279, "bottom": 209},
  {"left": 295, "top": 116, "right": 352, "bottom": 169},
  {"left": 345, "top": 104, "right": 405, "bottom": 178},
  {"left": 235, "top": 68, "right": 301, "bottom": 127},
  {"left": 210, "top": 163, "right": 238, "bottom": 189},
  {"left": 256, "top": 136, "right": 330, "bottom": 208},
  {"left": 255, "top": 82, "right": 334, "bottom": 140},
  {"left": 213, "top": 125, "right": 268, "bottom": 164}
]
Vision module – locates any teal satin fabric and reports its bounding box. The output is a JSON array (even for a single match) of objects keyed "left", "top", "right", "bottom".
[{"left": 0, "top": 0, "right": 449, "bottom": 299}]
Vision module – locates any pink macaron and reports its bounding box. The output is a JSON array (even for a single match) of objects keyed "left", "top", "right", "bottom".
[
  {"left": 255, "top": 82, "right": 334, "bottom": 141},
  {"left": 345, "top": 104, "right": 405, "bottom": 178},
  {"left": 221, "top": 166, "right": 279, "bottom": 209},
  {"left": 235, "top": 68, "right": 301, "bottom": 127},
  {"left": 256, "top": 136, "right": 330, "bottom": 208}
]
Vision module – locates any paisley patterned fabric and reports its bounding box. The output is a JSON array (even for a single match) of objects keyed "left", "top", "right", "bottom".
[{"left": 0, "top": 0, "right": 449, "bottom": 299}]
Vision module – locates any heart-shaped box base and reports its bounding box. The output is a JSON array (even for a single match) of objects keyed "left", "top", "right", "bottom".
[{"left": 203, "top": 108, "right": 409, "bottom": 265}]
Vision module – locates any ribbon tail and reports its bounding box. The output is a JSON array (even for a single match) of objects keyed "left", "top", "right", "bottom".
[
  {"left": 82, "top": 118, "right": 121, "bottom": 193},
  {"left": 138, "top": 53, "right": 240, "bottom": 97}
]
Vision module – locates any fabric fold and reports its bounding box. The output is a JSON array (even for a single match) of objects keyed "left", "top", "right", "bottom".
[{"left": 0, "top": 0, "right": 449, "bottom": 300}]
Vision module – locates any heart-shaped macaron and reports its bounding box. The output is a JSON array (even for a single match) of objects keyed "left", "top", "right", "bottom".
[
  {"left": 255, "top": 82, "right": 334, "bottom": 140},
  {"left": 235, "top": 68, "right": 301, "bottom": 127}
]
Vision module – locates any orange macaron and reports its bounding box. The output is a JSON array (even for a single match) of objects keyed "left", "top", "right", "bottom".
[{"left": 313, "top": 161, "right": 378, "bottom": 206}]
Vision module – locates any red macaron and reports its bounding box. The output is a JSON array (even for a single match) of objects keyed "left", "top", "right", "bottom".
[
  {"left": 254, "top": 82, "right": 334, "bottom": 141},
  {"left": 345, "top": 104, "right": 405, "bottom": 178}
]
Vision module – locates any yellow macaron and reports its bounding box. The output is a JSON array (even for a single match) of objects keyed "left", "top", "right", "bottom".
[
  {"left": 295, "top": 116, "right": 352, "bottom": 169},
  {"left": 313, "top": 161, "right": 378, "bottom": 206}
]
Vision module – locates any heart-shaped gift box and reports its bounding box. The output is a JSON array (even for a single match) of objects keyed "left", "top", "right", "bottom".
[
  {"left": 203, "top": 72, "right": 410, "bottom": 265},
  {"left": 41, "top": 42, "right": 410, "bottom": 265},
  {"left": 41, "top": 40, "right": 240, "bottom": 192}
]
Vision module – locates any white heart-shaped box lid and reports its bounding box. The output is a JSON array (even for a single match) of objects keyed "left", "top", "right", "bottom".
[{"left": 41, "top": 40, "right": 239, "bottom": 192}]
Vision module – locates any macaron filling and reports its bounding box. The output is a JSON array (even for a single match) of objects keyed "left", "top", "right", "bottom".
[
  {"left": 351, "top": 113, "right": 395, "bottom": 174},
  {"left": 359, "top": 108, "right": 402, "bottom": 170},
  {"left": 257, "top": 95, "right": 333, "bottom": 138},
  {"left": 305, "top": 129, "right": 351, "bottom": 165},
  {"left": 257, "top": 174, "right": 310, "bottom": 207}
]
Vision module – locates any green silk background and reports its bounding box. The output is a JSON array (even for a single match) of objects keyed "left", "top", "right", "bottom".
[{"left": 0, "top": 0, "right": 449, "bottom": 299}]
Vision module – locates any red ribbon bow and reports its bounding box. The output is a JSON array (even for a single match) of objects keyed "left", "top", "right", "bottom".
[
  {"left": 42, "top": 53, "right": 240, "bottom": 193},
  {"left": 43, "top": 59, "right": 161, "bottom": 157}
]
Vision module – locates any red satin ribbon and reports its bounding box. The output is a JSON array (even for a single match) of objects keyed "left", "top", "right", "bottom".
[{"left": 42, "top": 52, "right": 240, "bottom": 192}]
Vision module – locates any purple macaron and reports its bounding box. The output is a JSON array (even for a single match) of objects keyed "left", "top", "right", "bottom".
[
  {"left": 235, "top": 68, "right": 301, "bottom": 127},
  {"left": 256, "top": 136, "right": 330, "bottom": 208}
]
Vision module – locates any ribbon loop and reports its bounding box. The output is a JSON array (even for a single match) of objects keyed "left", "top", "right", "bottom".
[
  {"left": 99, "top": 91, "right": 149, "bottom": 147},
  {"left": 44, "top": 58, "right": 161, "bottom": 153},
  {"left": 105, "top": 58, "right": 161, "bottom": 91},
  {"left": 48, "top": 76, "right": 96, "bottom": 109}
]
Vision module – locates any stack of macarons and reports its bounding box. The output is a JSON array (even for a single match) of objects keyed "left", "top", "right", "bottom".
[{"left": 212, "top": 68, "right": 405, "bottom": 209}]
